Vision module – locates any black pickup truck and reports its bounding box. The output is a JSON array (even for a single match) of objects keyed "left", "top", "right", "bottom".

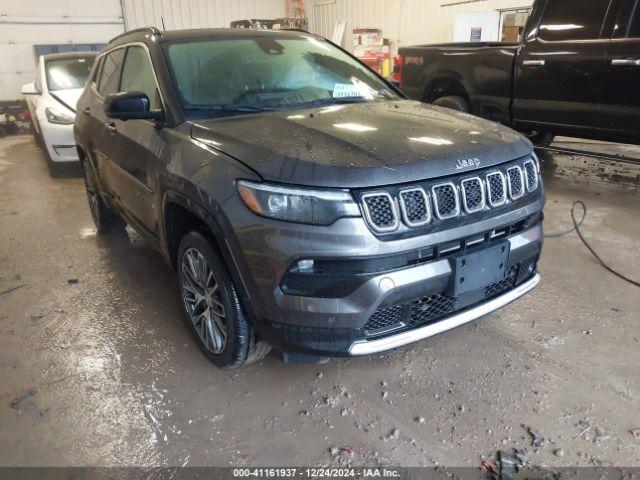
[{"left": 398, "top": 0, "right": 640, "bottom": 145}]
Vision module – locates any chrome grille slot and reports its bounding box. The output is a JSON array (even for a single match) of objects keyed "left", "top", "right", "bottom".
[
  {"left": 399, "top": 188, "right": 431, "bottom": 227},
  {"left": 507, "top": 166, "right": 525, "bottom": 200},
  {"left": 362, "top": 193, "right": 398, "bottom": 232},
  {"left": 486, "top": 171, "right": 507, "bottom": 207},
  {"left": 523, "top": 159, "right": 538, "bottom": 192},
  {"left": 461, "top": 177, "right": 485, "bottom": 213},
  {"left": 431, "top": 182, "right": 460, "bottom": 220}
]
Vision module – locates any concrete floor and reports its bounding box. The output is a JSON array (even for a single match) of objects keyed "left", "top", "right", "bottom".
[{"left": 0, "top": 135, "right": 639, "bottom": 468}]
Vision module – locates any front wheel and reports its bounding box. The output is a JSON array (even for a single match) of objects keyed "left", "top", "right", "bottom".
[
  {"left": 177, "top": 231, "right": 271, "bottom": 368},
  {"left": 82, "top": 162, "right": 124, "bottom": 232}
]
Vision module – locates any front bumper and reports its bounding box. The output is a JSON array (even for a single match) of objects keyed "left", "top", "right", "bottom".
[
  {"left": 39, "top": 119, "right": 78, "bottom": 163},
  {"left": 230, "top": 193, "right": 544, "bottom": 356},
  {"left": 349, "top": 273, "right": 540, "bottom": 355}
]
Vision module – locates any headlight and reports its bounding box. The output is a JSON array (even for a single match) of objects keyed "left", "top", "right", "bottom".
[
  {"left": 237, "top": 180, "right": 360, "bottom": 225},
  {"left": 45, "top": 107, "right": 74, "bottom": 125}
]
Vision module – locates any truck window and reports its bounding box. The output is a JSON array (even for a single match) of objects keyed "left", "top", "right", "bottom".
[
  {"left": 627, "top": 0, "right": 640, "bottom": 36},
  {"left": 538, "top": 0, "right": 611, "bottom": 41},
  {"left": 611, "top": 0, "right": 639, "bottom": 37}
]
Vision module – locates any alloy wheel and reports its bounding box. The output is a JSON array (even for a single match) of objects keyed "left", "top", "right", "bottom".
[
  {"left": 180, "top": 247, "right": 227, "bottom": 354},
  {"left": 83, "top": 166, "right": 99, "bottom": 223}
]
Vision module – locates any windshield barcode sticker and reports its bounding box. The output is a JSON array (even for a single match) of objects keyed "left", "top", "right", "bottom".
[{"left": 332, "top": 83, "right": 363, "bottom": 99}]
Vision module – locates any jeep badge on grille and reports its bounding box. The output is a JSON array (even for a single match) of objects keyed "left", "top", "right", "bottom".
[{"left": 456, "top": 158, "right": 481, "bottom": 170}]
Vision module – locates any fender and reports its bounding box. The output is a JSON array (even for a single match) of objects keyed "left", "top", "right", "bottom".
[{"left": 161, "top": 189, "right": 266, "bottom": 331}]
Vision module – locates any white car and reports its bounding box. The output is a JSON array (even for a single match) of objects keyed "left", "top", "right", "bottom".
[{"left": 22, "top": 52, "right": 97, "bottom": 172}]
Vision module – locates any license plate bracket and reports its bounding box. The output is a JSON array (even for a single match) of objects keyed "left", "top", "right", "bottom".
[{"left": 453, "top": 241, "right": 510, "bottom": 296}]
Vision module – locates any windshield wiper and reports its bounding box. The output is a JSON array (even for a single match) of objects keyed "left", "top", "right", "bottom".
[
  {"left": 185, "top": 104, "right": 276, "bottom": 113},
  {"left": 295, "top": 97, "right": 371, "bottom": 108}
]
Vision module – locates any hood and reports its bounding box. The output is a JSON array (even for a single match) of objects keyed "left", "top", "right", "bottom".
[
  {"left": 49, "top": 88, "right": 84, "bottom": 113},
  {"left": 191, "top": 100, "right": 532, "bottom": 189}
]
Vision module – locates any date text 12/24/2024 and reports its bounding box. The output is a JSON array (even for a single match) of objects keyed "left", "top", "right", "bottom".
[{"left": 232, "top": 468, "right": 401, "bottom": 478}]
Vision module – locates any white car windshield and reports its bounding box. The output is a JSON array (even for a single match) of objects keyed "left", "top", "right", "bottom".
[
  {"left": 45, "top": 56, "right": 96, "bottom": 91},
  {"left": 164, "top": 34, "right": 399, "bottom": 113}
]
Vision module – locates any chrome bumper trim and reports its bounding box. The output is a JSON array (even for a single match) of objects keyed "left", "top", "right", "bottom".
[{"left": 348, "top": 273, "right": 541, "bottom": 356}]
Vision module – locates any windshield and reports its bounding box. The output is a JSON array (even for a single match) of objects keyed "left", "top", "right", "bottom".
[
  {"left": 45, "top": 56, "right": 95, "bottom": 91},
  {"left": 165, "top": 34, "right": 399, "bottom": 113}
]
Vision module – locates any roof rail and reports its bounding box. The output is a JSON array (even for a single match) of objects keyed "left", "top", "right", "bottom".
[
  {"left": 109, "top": 27, "right": 161, "bottom": 44},
  {"left": 280, "top": 28, "right": 309, "bottom": 33}
]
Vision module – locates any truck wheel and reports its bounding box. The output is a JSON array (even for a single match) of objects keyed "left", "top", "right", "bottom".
[
  {"left": 433, "top": 95, "right": 470, "bottom": 113},
  {"left": 82, "top": 162, "right": 124, "bottom": 232},
  {"left": 177, "top": 231, "right": 271, "bottom": 368},
  {"left": 527, "top": 131, "right": 555, "bottom": 146}
]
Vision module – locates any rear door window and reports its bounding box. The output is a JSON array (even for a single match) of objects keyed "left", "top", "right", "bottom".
[
  {"left": 97, "top": 48, "right": 125, "bottom": 96},
  {"left": 538, "top": 0, "right": 612, "bottom": 41}
]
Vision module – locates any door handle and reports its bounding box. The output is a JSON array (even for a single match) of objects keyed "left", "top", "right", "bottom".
[
  {"left": 523, "top": 59, "right": 546, "bottom": 66},
  {"left": 83, "top": 107, "right": 90, "bottom": 115},
  {"left": 611, "top": 58, "right": 640, "bottom": 66},
  {"left": 105, "top": 122, "right": 117, "bottom": 134}
]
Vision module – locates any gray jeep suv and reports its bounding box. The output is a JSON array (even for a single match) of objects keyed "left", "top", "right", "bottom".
[{"left": 74, "top": 27, "right": 544, "bottom": 367}]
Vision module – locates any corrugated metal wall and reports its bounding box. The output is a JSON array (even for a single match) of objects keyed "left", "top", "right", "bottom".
[
  {"left": 0, "top": 0, "right": 124, "bottom": 101},
  {"left": 309, "top": 0, "right": 533, "bottom": 52},
  {"left": 122, "top": 0, "right": 286, "bottom": 30}
]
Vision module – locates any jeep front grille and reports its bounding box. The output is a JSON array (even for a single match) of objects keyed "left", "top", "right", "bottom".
[
  {"left": 507, "top": 166, "right": 525, "bottom": 200},
  {"left": 486, "top": 171, "right": 507, "bottom": 207},
  {"left": 523, "top": 159, "right": 538, "bottom": 192},
  {"left": 461, "top": 177, "right": 485, "bottom": 213},
  {"left": 399, "top": 188, "right": 431, "bottom": 226},
  {"left": 362, "top": 192, "right": 398, "bottom": 232},
  {"left": 432, "top": 182, "right": 459, "bottom": 220},
  {"left": 357, "top": 155, "right": 540, "bottom": 234}
]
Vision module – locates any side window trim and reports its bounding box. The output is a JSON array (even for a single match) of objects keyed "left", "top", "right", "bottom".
[
  {"left": 93, "top": 57, "right": 103, "bottom": 87},
  {"left": 116, "top": 45, "right": 131, "bottom": 93}
]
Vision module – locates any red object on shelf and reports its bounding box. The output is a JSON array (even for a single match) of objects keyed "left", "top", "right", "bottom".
[{"left": 393, "top": 55, "right": 403, "bottom": 84}]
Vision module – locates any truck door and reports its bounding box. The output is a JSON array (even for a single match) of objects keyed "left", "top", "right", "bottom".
[
  {"left": 601, "top": 0, "right": 640, "bottom": 143},
  {"left": 513, "top": 0, "right": 612, "bottom": 134}
]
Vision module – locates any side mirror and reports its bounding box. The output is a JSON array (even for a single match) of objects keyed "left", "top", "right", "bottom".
[
  {"left": 21, "top": 82, "right": 39, "bottom": 95},
  {"left": 104, "top": 91, "right": 164, "bottom": 121}
]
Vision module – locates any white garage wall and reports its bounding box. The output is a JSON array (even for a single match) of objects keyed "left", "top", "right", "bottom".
[
  {"left": 307, "top": 0, "right": 533, "bottom": 53},
  {"left": 0, "top": 0, "right": 124, "bottom": 101},
  {"left": 121, "top": 0, "right": 286, "bottom": 30}
]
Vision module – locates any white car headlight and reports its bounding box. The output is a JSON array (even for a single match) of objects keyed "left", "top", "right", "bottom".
[{"left": 45, "top": 107, "right": 74, "bottom": 125}]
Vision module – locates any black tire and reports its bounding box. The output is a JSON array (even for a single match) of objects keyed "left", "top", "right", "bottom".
[
  {"left": 44, "top": 146, "right": 63, "bottom": 177},
  {"left": 82, "top": 162, "right": 124, "bottom": 232},
  {"left": 526, "top": 131, "right": 555, "bottom": 146},
  {"left": 177, "top": 231, "right": 271, "bottom": 368},
  {"left": 30, "top": 120, "right": 44, "bottom": 149},
  {"left": 432, "top": 95, "right": 470, "bottom": 113}
]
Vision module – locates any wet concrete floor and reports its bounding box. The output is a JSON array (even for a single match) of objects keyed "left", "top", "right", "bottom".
[{"left": 0, "top": 135, "right": 639, "bottom": 467}]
